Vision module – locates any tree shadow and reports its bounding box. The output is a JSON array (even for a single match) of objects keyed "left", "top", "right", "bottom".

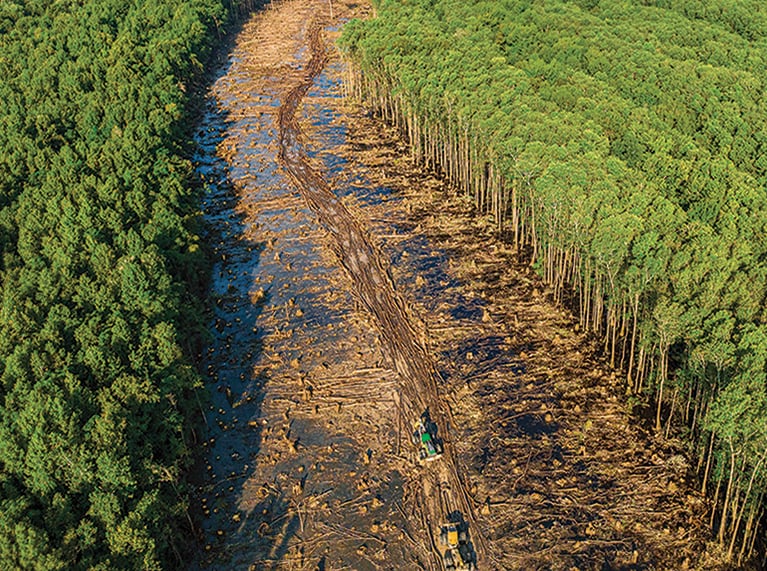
[{"left": 186, "top": 22, "right": 278, "bottom": 567}]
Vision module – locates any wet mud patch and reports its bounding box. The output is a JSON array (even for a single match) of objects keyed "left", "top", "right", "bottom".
[{"left": 190, "top": 1, "right": 421, "bottom": 569}]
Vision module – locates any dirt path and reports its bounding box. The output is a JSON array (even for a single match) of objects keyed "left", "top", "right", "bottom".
[
  {"left": 191, "top": 0, "right": 729, "bottom": 569},
  {"left": 275, "top": 14, "right": 490, "bottom": 570}
]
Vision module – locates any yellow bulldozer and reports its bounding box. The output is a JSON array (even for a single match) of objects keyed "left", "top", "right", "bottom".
[{"left": 437, "top": 522, "right": 476, "bottom": 570}]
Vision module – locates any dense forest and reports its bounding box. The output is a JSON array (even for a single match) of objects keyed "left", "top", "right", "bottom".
[
  {"left": 0, "top": 0, "right": 255, "bottom": 568},
  {"left": 342, "top": 0, "right": 767, "bottom": 565}
]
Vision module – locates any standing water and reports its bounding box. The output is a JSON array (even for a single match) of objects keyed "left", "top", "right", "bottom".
[{"left": 190, "top": 3, "right": 427, "bottom": 569}]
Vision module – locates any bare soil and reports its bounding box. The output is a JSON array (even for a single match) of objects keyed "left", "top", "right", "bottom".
[{"left": 190, "top": 0, "right": 731, "bottom": 569}]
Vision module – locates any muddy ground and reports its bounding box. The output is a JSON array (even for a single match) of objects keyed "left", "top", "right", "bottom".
[{"left": 189, "top": 0, "right": 731, "bottom": 569}]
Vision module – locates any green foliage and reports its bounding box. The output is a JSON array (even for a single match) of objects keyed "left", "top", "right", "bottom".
[{"left": 0, "top": 0, "right": 229, "bottom": 568}]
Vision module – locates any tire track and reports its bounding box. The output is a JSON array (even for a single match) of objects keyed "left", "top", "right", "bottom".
[{"left": 276, "top": 16, "right": 492, "bottom": 569}]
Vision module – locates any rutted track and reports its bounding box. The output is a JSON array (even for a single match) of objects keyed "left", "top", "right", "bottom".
[{"left": 276, "top": 16, "right": 491, "bottom": 569}]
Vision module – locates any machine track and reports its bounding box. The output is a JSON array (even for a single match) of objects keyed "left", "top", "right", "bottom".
[{"left": 276, "top": 16, "right": 491, "bottom": 569}]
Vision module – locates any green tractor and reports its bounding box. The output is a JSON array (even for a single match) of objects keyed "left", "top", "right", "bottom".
[{"left": 412, "top": 415, "right": 443, "bottom": 462}]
